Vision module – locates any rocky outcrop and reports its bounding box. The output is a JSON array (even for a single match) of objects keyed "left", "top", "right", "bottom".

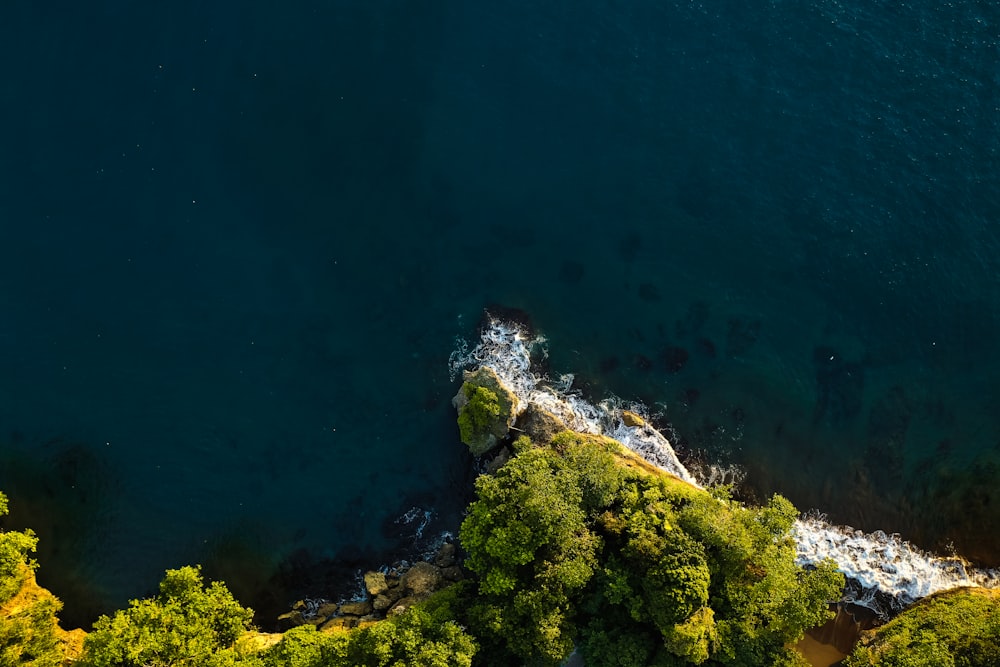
[
  {"left": 279, "top": 542, "right": 466, "bottom": 633},
  {"left": 433, "top": 542, "right": 457, "bottom": 568},
  {"left": 363, "top": 571, "right": 388, "bottom": 597},
  {"left": 514, "top": 403, "right": 568, "bottom": 444},
  {"left": 452, "top": 366, "right": 519, "bottom": 455},
  {"left": 400, "top": 561, "right": 442, "bottom": 598},
  {"left": 622, "top": 410, "right": 645, "bottom": 428}
]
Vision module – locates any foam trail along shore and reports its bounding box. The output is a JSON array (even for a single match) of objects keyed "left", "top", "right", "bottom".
[
  {"left": 449, "top": 318, "right": 1000, "bottom": 616},
  {"left": 449, "top": 319, "right": 698, "bottom": 485}
]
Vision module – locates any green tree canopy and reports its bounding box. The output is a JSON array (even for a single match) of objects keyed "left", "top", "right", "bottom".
[
  {"left": 460, "top": 435, "right": 605, "bottom": 664},
  {"left": 80, "top": 565, "right": 256, "bottom": 667},
  {"left": 0, "top": 492, "right": 39, "bottom": 603},
  {"left": 0, "top": 492, "right": 63, "bottom": 667},
  {"left": 459, "top": 432, "right": 844, "bottom": 667}
]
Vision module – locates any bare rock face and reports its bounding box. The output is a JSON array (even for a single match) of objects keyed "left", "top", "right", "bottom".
[
  {"left": 388, "top": 596, "right": 420, "bottom": 616},
  {"left": 276, "top": 610, "right": 305, "bottom": 631},
  {"left": 515, "top": 403, "right": 568, "bottom": 444},
  {"left": 453, "top": 366, "right": 519, "bottom": 455},
  {"left": 622, "top": 410, "right": 645, "bottom": 427},
  {"left": 338, "top": 600, "right": 373, "bottom": 616},
  {"left": 400, "top": 561, "right": 443, "bottom": 597},
  {"left": 363, "top": 571, "right": 388, "bottom": 597},
  {"left": 433, "top": 542, "right": 457, "bottom": 568},
  {"left": 373, "top": 594, "right": 396, "bottom": 612}
]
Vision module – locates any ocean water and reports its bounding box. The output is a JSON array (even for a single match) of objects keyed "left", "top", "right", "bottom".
[{"left": 1, "top": 0, "right": 999, "bottom": 628}]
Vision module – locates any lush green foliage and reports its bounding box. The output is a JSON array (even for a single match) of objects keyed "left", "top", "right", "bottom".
[
  {"left": 459, "top": 432, "right": 844, "bottom": 666},
  {"left": 0, "top": 586, "right": 64, "bottom": 667},
  {"left": 846, "top": 588, "right": 1000, "bottom": 667},
  {"left": 457, "top": 384, "right": 501, "bottom": 446},
  {"left": 0, "top": 493, "right": 39, "bottom": 603},
  {"left": 80, "top": 565, "right": 256, "bottom": 667},
  {"left": 459, "top": 434, "right": 616, "bottom": 664},
  {"left": 0, "top": 492, "right": 63, "bottom": 667},
  {"left": 343, "top": 601, "right": 477, "bottom": 666},
  {"left": 258, "top": 625, "right": 335, "bottom": 667}
]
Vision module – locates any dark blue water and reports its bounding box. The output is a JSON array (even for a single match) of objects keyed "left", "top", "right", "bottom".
[{"left": 2, "top": 1, "right": 998, "bottom": 628}]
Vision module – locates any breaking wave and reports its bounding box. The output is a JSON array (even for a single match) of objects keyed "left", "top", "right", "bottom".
[
  {"left": 449, "top": 317, "right": 1000, "bottom": 616},
  {"left": 449, "top": 319, "right": 697, "bottom": 485}
]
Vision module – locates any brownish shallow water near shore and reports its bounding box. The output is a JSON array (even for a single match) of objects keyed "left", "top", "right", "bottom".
[
  {"left": 796, "top": 636, "right": 846, "bottom": 667},
  {"left": 795, "top": 603, "right": 880, "bottom": 667}
]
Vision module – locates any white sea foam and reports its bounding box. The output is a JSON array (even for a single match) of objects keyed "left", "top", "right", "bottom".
[
  {"left": 395, "top": 506, "right": 434, "bottom": 540},
  {"left": 451, "top": 316, "right": 1000, "bottom": 615},
  {"left": 794, "top": 516, "right": 1000, "bottom": 612},
  {"left": 449, "top": 318, "right": 698, "bottom": 485}
]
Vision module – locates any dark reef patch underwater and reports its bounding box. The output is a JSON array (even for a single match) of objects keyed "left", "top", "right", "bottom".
[{"left": 2, "top": 0, "right": 1000, "bottom": 628}]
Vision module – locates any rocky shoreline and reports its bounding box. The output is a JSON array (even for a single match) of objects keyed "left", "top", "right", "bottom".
[{"left": 276, "top": 540, "right": 466, "bottom": 633}]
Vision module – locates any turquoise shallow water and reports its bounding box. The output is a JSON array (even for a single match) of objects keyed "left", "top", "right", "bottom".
[{"left": 1, "top": 1, "right": 999, "bottom": 628}]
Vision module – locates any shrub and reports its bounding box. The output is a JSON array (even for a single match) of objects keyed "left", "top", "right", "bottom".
[
  {"left": 346, "top": 603, "right": 477, "bottom": 667},
  {"left": 80, "top": 565, "right": 256, "bottom": 667},
  {"left": 0, "top": 493, "right": 38, "bottom": 603},
  {"left": 258, "top": 625, "right": 346, "bottom": 667},
  {"left": 457, "top": 384, "right": 501, "bottom": 447},
  {"left": 846, "top": 587, "right": 1000, "bottom": 667},
  {"left": 0, "top": 570, "right": 64, "bottom": 667},
  {"left": 0, "top": 493, "right": 64, "bottom": 667}
]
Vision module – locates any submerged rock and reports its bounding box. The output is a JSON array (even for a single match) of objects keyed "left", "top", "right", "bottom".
[{"left": 453, "top": 366, "right": 519, "bottom": 455}]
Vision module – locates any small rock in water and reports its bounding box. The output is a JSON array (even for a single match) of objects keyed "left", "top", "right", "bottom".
[{"left": 622, "top": 410, "right": 645, "bottom": 428}]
